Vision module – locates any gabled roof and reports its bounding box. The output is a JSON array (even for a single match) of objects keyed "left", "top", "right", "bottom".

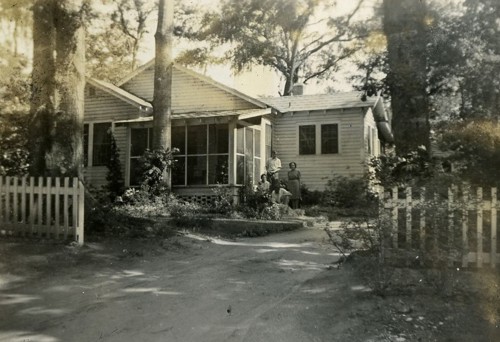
[
  {"left": 117, "top": 59, "right": 268, "bottom": 109},
  {"left": 259, "top": 91, "right": 376, "bottom": 113},
  {"left": 87, "top": 78, "right": 152, "bottom": 112}
]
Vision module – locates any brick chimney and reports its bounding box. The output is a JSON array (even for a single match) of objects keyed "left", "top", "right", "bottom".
[{"left": 291, "top": 83, "right": 304, "bottom": 96}]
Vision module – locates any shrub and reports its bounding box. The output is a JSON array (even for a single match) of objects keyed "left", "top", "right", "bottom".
[
  {"left": 323, "top": 175, "right": 377, "bottom": 209},
  {"left": 300, "top": 183, "right": 323, "bottom": 206},
  {"left": 138, "top": 147, "right": 178, "bottom": 196},
  {"left": 104, "top": 132, "right": 125, "bottom": 202}
]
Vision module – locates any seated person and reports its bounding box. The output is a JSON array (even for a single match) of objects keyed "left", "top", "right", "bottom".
[
  {"left": 271, "top": 187, "right": 292, "bottom": 205},
  {"left": 257, "top": 173, "right": 270, "bottom": 192}
]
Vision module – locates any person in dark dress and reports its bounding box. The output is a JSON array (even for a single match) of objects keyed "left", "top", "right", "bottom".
[{"left": 287, "top": 162, "right": 301, "bottom": 209}]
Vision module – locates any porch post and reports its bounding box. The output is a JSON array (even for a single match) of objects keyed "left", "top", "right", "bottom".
[{"left": 228, "top": 117, "right": 239, "bottom": 204}]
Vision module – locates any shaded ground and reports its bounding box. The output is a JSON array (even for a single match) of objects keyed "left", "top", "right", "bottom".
[{"left": 0, "top": 223, "right": 499, "bottom": 342}]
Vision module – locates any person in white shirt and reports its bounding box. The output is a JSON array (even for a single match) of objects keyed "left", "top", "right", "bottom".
[{"left": 265, "top": 150, "right": 281, "bottom": 194}]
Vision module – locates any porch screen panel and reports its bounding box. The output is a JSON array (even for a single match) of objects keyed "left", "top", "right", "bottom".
[
  {"left": 187, "top": 156, "right": 207, "bottom": 185},
  {"left": 187, "top": 125, "right": 207, "bottom": 154},
  {"left": 172, "top": 156, "right": 185, "bottom": 185},
  {"left": 236, "top": 155, "right": 245, "bottom": 185},
  {"left": 209, "top": 124, "right": 229, "bottom": 153},
  {"left": 321, "top": 124, "right": 339, "bottom": 154},
  {"left": 299, "top": 125, "right": 315, "bottom": 155},
  {"left": 265, "top": 124, "right": 272, "bottom": 160},
  {"left": 172, "top": 126, "right": 186, "bottom": 154},
  {"left": 254, "top": 130, "right": 261, "bottom": 183},
  {"left": 208, "top": 155, "right": 228, "bottom": 184},
  {"left": 236, "top": 127, "right": 245, "bottom": 154}
]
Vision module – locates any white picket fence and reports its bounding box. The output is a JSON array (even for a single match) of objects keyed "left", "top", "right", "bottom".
[
  {"left": 381, "top": 185, "right": 499, "bottom": 268},
  {"left": 0, "top": 176, "right": 84, "bottom": 244}
]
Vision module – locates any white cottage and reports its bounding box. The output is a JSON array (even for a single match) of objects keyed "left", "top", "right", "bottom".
[
  {"left": 261, "top": 92, "right": 394, "bottom": 190},
  {"left": 83, "top": 61, "right": 393, "bottom": 201}
]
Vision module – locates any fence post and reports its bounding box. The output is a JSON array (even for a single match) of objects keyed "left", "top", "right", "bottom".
[
  {"left": 462, "top": 185, "right": 469, "bottom": 267},
  {"left": 419, "top": 187, "right": 426, "bottom": 258},
  {"left": 491, "top": 187, "right": 497, "bottom": 268},
  {"left": 477, "top": 187, "right": 483, "bottom": 267},
  {"left": 76, "top": 178, "right": 85, "bottom": 245}
]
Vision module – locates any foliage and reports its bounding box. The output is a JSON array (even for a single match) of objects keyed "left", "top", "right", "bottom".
[
  {"left": 439, "top": 119, "right": 500, "bottom": 187},
  {"left": 210, "top": 184, "right": 234, "bottom": 215},
  {"left": 0, "top": 51, "right": 30, "bottom": 176},
  {"left": 369, "top": 146, "right": 440, "bottom": 188},
  {"left": 300, "top": 183, "right": 323, "bottom": 206},
  {"left": 179, "top": 0, "right": 368, "bottom": 95},
  {"left": 138, "top": 148, "right": 178, "bottom": 196},
  {"left": 104, "top": 132, "right": 125, "bottom": 201},
  {"left": 323, "top": 175, "right": 377, "bottom": 209},
  {"left": 110, "top": 0, "right": 156, "bottom": 71}
]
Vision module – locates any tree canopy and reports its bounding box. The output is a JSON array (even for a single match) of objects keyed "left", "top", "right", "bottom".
[{"left": 178, "top": 0, "right": 369, "bottom": 95}]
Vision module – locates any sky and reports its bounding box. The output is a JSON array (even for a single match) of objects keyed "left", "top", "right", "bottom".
[{"left": 132, "top": 0, "right": 376, "bottom": 97}]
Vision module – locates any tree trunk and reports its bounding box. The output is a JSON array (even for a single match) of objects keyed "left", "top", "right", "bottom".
[
  {"left": 29, "top": 0, "right": 85, "bottom": 178},
  {"left": 383, "top": 0, "right": 431, "bottom": 155},
  {"left": 51, "top": 0, "right": 86, "bottom": 178},
  {"left": 152, "top": 0, "right": 173, "bottom": 151},
  {"left": 29, "top": 0, "right": 56, "bottom": 176}
]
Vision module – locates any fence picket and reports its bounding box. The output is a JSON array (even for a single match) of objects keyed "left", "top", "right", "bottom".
[
  {"left": 13, "top": 177, "right": 18, "bottom": 228},
  {"left": 63, "top": 177, "right": 70, "bottom": 239},
  {"left": 77, "top": 180, "right": 85, "bottom": 245},
  {"left": 46, "top": 177, "right": 52, "bottom": 237},
  {"left": 477, "top": 187, "right": 483, "bottom": 267},
  {"left": 29, "top": 177, "right": 35, "bottom": 234},
  {"left": 419, "top": 188, "right": 426, "bottom": 262},
  {"left": 462, "top": 186, "right": 469, "bottom": 268},
  {"left": 37, "top": 177, "right": 43, "bottom": 234},
  {"left": 21, "top": 177, "right": 27, "bottom": 234},
  {"left": 55, "top": 177, "right": 60, "bottom": 235},
  {"left": 5, "top": 177, "right": 11, "bottom": 227}
]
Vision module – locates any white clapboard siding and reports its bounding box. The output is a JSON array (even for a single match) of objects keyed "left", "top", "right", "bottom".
[
  {"left": 85, "top": 86, "right": 142, "bottom": 122},
  {"left": 0, "top": 176, "right": 84, "bottom": 244},
  {"left": 121, "top": 67, "right": 257, "bottom": 112},
  {"left": 274, "top": 108, "right": 365, "bottom": 190},
  {"left": 381, "top": 185, "right": 500, "bottom": 268}
]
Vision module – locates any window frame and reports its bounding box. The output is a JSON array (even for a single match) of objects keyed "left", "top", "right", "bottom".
[
  {"left": 172, "top": 124, "right": 230, "bottom": 187},
  {"left": 297, "top": 121, "right": 340, "bottom": 155},
  {"left": 83, "top": 121, "right": 113, "bottom": 167}
]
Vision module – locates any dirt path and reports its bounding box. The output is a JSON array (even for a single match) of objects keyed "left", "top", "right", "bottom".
[
  {"left": 0, "top": 226, "right": 376, "bottom": 342},
  {"left": 0, "top": 225, "right": 498, "bottom": 342}
]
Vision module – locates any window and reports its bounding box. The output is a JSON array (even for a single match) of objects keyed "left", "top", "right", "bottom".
[
  {"left": 129, "top": 127, "right": 153, "bottom": 186},
  {"left": 321, "top": 124, "right": 338, "bottom": 154},
  {"left": 83, "top": 124, "right": 89, "bottom": 167},
  {"left": 172, "top": 124, "right": 229, "bottom": 186},
  {"left": 298, "top": 123, "right": 339, "bottom": 155},
  {"left": 92, "top": 122, "right": 112, "bottom": 166},
  {"left": 299, "top": 125, "right": 316, "bottom": 155}
]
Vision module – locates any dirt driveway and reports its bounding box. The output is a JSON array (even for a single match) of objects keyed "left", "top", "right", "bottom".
[{"left": 0, "top": 224, "right": 499, "bottom": 342}]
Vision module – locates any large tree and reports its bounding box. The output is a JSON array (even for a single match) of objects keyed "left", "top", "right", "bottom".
[
  {"left": 383, "top": 0, "right": 431, "bottom": 154},
  {"left": 178, "top": 0, "right": 368, "bottom": 96},
  {"left": 30, "top": 0, "right": 86, "bottom": 177},
  {"left": 152, "top": 0, "right": 173, "bottom": 152}
]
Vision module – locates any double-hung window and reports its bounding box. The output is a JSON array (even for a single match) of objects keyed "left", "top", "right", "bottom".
[
  {"left": 298, "top": 123, "right": 339, "bottom": 155},
  {"left": 83, "top": 122, "right": 112, "bottom": 167}
]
